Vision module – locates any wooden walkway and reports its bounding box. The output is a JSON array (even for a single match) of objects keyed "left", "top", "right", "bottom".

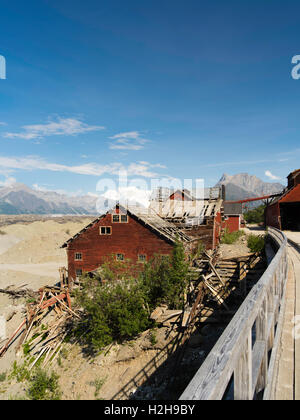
[{"left": 273, "top": 232, "right": 300, "bottom": 400}]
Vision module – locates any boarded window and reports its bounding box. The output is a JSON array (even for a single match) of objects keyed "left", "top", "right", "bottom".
[
  {"left": 100, "top": 226, "right": 112, "bottom": 235},
  {"left": 75, "top": 253, "right": 82, "bottom": 261},
  {"left": 116, "top": 253, "right": 124, "bottom": 261}
]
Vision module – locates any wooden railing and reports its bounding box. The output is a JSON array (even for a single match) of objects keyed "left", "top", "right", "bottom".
[{"left": 180, "top": 228, "right": 288, "bottom": 400}]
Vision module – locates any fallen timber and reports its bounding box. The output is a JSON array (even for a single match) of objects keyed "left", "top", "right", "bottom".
[{"left": 0, "top": 275, "right": 79, "bottom": 364}]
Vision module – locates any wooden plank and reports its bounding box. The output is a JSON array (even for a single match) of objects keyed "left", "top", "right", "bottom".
[
  {"left": 234, "top": 331, "right": 252, "bottom": 400},
  {"left": 252, "top": 340, "right": 266, "bottom": 397}
]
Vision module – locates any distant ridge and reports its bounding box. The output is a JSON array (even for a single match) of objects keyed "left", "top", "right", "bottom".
[
  {"left": 216, "top": 173, "right": 284, "bottom": 203},
  {"left": 0, "top": 183, "right": 99, "bottom": 215}
]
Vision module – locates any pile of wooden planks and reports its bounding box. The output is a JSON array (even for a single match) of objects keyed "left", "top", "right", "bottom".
[{"left": 0, "top": 285, "right": 79, "bottom": 363}]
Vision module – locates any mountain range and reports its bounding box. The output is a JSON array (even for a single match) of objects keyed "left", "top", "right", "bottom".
[
  {"left": 0, "top": 183, "right": 99, "bottom": 215},
  {"left": 215, "top": 173, "right": 284, "bottom": 202},
  {"left": 0, "top": 173, "right": 285, "bottom": 215}
]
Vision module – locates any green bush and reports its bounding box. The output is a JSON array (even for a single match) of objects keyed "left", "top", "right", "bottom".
[
  {"left": 244, "top": 205, "right": 266, "bottom": 224},
  {"left": 221, "top": 229, "right": 244, "bottom": 245},
  {"left": 27, "top": 369, "right": 61, "bottom": 400},
  {"left": 140, "top": 239, "right": 190, "bottom": 310},
  {"left": 75, "top": 277, "right": 151, "bottom": 351},
  {"left": 247, "top": 234, "right": 266, "bottom": 253}
]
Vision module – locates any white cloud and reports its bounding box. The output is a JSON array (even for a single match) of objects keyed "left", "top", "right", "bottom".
[
  {"left": 109, "top": 131, "right": 149, "bottom": 150},
  {"left": 0, "top": 155, "right": 165, "bottom": 179},
  {"left": 0, "top": 176, "right": 17, "bottom": 187},
  {"left": 3, "top": 117, "right": 105, "bottom": 140},
  {"left": 101, "top": 186, "right": 152, "bottom": 208},
  {"left": 265, "top": 170, "right": 281, "bottom": 181},
  {"left": 0, "top": 122, "right": 7, "bottom": 126}
]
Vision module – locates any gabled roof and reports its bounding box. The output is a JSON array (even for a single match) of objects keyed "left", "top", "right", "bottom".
[{"left": 61, "top": 204, "right": 192, "bottom": 248}]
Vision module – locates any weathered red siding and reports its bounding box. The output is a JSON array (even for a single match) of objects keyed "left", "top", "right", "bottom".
[
  {"left": 266, "top": 184, "right": 300, "bottom": 229},
  {"left": 66, "top": 212, "right": 174, "bottom": 281},
  {"left": 213, "top": 212, "right": 222, "bottom": 249},
  {"left": 222, "top": 215, "right": 240, "bottom": 233},
  {"left": 169, "top": 191, "right": 191, "bottom": 201},
  {"left": 265, "top": 202, "right": 281, "bottom": 229}
]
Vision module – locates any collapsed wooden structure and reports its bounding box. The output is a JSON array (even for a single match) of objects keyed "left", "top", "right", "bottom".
[{"left": 0, "top": 278, "right": 79, "bottom": 366}]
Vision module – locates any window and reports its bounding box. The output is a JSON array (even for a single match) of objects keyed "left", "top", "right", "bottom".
[
  {"left": 120, "top": 215, "right": 128, "bottom": 223},
  {"left": 111, "top": 214, "right": 128, "bottom": 223},
  {"left": 161, "top": 255, "right": 170, "bottom": 263},
  {"left": 75, "top": 253, "right": 82, "bottom": 261},
  {"left": 116, "top": 253, "right": 124, "bottom": 261},
  {"left": 100, "top": 226, "right": 112, "bottom": 235},
  {"left": 138, "top": 254, "right": 147, "bottom": 263},
  {"left": 76, "top": 269, "right": 82, "bottom": 277}
]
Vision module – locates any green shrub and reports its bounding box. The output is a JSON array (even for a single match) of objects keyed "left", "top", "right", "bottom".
[
  {"left": 75, "top": 277, "right": 151, "bottom": 351},
  {"left": 140, "top": 239, "right": 190, "bottom": 310},
  {"left": 27, "top": 369, "right": 61, "bottom": 400},
  {"left": 247, "top": 234, "right": 266, "bottom": 253},
  {"left": 221, "top": 229, "right": 244, "bottom": 245},
  {"left": 244, "top": 205, "right": 266, "bottom": 224}
]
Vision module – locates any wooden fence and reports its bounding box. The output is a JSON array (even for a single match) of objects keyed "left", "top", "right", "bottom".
[{"left": 180, "top": 227, "right": 288, "bottom": 400}]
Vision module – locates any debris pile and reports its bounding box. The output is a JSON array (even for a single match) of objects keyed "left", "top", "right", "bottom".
[{"left": 0, "top": 280, "right": 79, "bottom": 368}]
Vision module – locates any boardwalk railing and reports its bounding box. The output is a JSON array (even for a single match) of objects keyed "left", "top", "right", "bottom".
[{"left": 180, "top": 228, "right": 288, "bottom": 400}]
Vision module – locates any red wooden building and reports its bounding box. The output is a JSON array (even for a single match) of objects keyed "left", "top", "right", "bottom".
[
  {"left": 62, "top": 205, "right": 192, "bottom": 282},
  {"left": 222, "top": 202, "right": 243, "bottom": 233},
  {"left": 266, "top": 169, "right": 300, "bottom": 230}
]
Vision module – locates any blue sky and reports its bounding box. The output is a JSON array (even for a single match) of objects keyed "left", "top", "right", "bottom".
[{"left": 0, "top": 0, "right": 300, "bottom": 197}]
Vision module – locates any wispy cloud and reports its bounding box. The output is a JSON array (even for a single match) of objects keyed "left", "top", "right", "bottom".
[
  {"left": 265, "top": 170, "right": 281, "bottom": 181},
  {"left": 3, "top": 117, "right": 105, "bottom": 140},
  {"left": 109, "top": 131, "right": 149, "bottom": 150},
  {"left": 0, "top": 176, "right": 16, "bottom": 187},
  {"left": 0, "top": 122, "right": 7, "bottom": 126},
  {"left": 0, "top": 155, "right": 165, "bottom": 178}
]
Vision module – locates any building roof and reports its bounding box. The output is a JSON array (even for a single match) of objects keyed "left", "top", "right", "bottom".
[
  {"left": 223, "top": 202, "right": 243, "bottom": 215},
  {"left": 61, "top": 204, "right": 192, "bottom": 248},
  {"left": 150, "top": 198, "right": 223, "bottom": 219}
]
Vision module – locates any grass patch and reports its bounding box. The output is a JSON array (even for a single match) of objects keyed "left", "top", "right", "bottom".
[
  {"left": 89, "top": 377, "right": 106, "bottom": 398},
  {"left": 0, "top": 372, "right": 6, "bottom": 382},
  {"left": 221, "top": 229, "right": 245, "bottom": 245},
  {"left": 27, "top": 369, "right": 61, "bottom": 400}
]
